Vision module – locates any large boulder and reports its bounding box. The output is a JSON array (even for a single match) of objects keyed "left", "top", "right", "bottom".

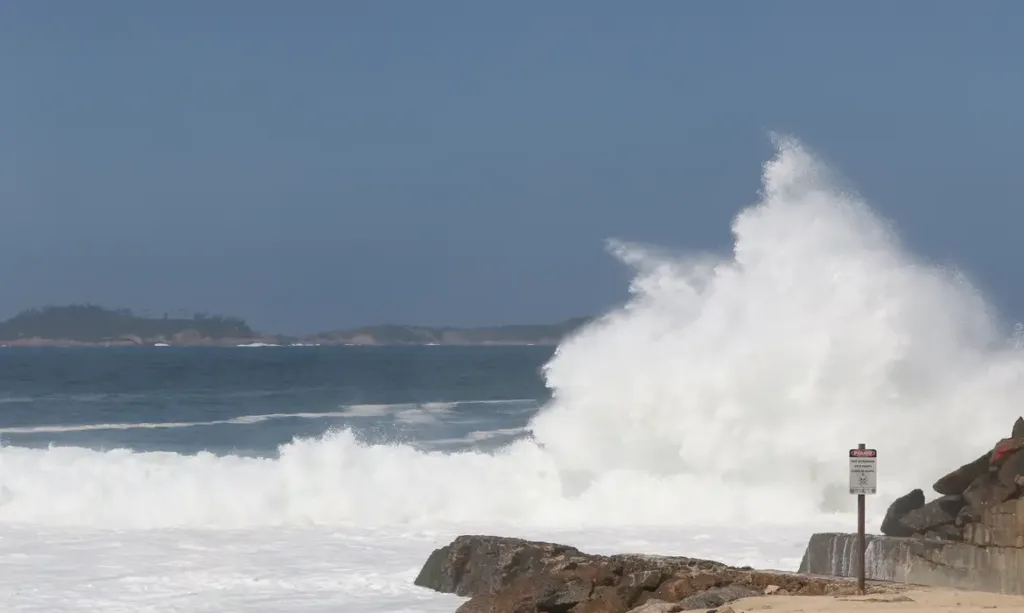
[
  {"left": 414, "top": 535, "right": 589, "bottom": 597},
  {"left": 900, "top": 495, "right": 964, "bottom": 534},
  {"left": 933, "top": 453, "right": 991, "bottom": 495},
  {"left": 880, "top": 489, "right": 924, "bottom": 536},
  {"left": 415, "top": 535, "right": 873, "bottom": 613},
  {"left": 413, "top": 535, "right": 727, "bottom": 600}
]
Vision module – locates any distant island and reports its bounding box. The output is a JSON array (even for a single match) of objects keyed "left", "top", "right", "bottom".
[{"left": 0, "top": 305, "right": 591, "bottom": 347}]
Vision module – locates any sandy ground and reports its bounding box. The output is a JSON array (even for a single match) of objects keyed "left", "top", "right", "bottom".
[{"left": 728, "top": 588, "right": 1024, "bottom": 613}]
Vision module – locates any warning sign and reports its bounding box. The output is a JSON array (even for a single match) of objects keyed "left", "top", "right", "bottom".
[{"left": 849, "top": 448, "right": 877, "bottom": 495}]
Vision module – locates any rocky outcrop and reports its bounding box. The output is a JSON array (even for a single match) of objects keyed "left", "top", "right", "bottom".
[
  {"left": 415, "top": 535, "right": 890, "bottom": 613},
  {"left": 933, "top": 453, "right": 990, "bottom": 496},
  {"left": 881, "top": 417, "right": 1024, "bottom": 544},
  {"left": 879, "top": 489, "right": 924, "bottom": 537}
]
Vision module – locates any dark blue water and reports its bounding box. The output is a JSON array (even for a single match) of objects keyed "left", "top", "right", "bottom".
[{"left": 0, "top": 346, "right": 553, "bottom": 455}]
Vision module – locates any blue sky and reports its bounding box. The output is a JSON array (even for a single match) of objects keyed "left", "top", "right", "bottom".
[{"left": 3, "top": 1, "right": 1023, "bottom": 333}]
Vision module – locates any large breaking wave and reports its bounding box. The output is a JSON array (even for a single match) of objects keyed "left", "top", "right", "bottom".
[{"left": 2, "top": 136, "right": 1021, "bottom": 529}]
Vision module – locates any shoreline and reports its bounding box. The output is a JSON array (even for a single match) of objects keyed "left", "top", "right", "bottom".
[
  {"left": 413, "top": 534, "right": 1024, "bottom": 612},
  {"left": 0, "top": 338, "right": 560, "bottom": 348}
]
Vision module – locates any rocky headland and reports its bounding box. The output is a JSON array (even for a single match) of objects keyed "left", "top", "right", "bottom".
[
  {"left": 413, "top": 535, "right": 897, "bottom": 613},
  {"left": 880, "top": 416, "right": 1024, "bottom": 545}
]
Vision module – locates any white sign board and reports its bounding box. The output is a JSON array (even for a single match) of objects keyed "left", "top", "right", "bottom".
[{"left": 849, "top": 448, "right": 877, "bottom": 495}]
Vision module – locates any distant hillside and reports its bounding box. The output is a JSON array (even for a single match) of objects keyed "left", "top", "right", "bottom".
[
  {"left": 303, "top": 316, "right": 592, "bottom": 346},
  {"left": 0, "top": 305, "right": 258, "bottom": 345},
  {"left": 0, "top": 304, "right": 593, "bottom": 347}
]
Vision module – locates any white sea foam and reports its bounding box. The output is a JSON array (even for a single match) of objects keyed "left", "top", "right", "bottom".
[
  {"left": 0, "top": 523, "right": 834, "bottom": 613},
  {"left": 340, "top": 402, "right": 458, "bottom": 424},
  {"left": 0, "top": 400, "right": 525, "bottom": 434},
  {"left": 427, "top": 427, "right": 531, "bottom": 447},
  {"left": 0, "top": 412, "right": 353, "bottom": 434}
]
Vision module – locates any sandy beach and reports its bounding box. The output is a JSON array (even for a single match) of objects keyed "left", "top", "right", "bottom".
[{"left": 727, "top": 589, "right": 1024, "bottom": 613}]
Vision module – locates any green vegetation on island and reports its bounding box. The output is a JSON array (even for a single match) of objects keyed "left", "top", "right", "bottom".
[
  {"left": 0, "top": 305, "right": 256, "bottom": 345},
  {"left": 0, "top": 305, "right": 592, "bottom": 346}
]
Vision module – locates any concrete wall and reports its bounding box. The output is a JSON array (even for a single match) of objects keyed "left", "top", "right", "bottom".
[
  {"left": 799, "top": 533, "right": 1024, "bottom": 595},
  {"left": 965, "top": 498, "right": 1024, "bottom": 548}
]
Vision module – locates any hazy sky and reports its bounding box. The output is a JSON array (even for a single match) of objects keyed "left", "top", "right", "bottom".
[{"left": 3, "top": 1, "right": 1023, "bottom": 333}]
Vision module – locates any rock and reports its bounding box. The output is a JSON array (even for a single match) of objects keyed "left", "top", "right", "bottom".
[
  {"left": 933, "top": 453, "right": 991, "bottom": 495},
  {"left": 732, "top": 570, "right": 841, "bottom": 596},
  {"left": 620, "top": 570, "right": 665, "bottom": 592},
  {"left": 631, "top": 573, "right": 725, "bottom": 608},
  {"left": 880, "top": 489, "right": 924, "bottom": 536},
  {"left": 991, "top": 438, "right": 1024, "bottom": 467},
  {"left": 677, "top": 585, "right": 759, "bottom": 610},
  {"left": 456, "top": 573, "right": 596, "bottom": 613},
  {"left": 625, "top": 601, "right": 680, "bottom": 613},
  {"left": 997, "top": 449, "right": 1024, "bottom": 490},
  {"left": 537, "top": 576, "right": 595, "bottom": 610},
  {"left": 954, "top": 505, "right": 973, "bottom": 526},
  {"left": 714, "top": 607, "right": 736, "bottom": 613},
  {"left": 899, "top": 495, "right": 964, "bottom": 533},
  {"left": 963, "top": 472, "right": 1017, "bottom": 518},
  {"left": 1013, "top": 417, "right": 1024, "bottom": 438},
  {"left": 936, "top": 493, "right": 968, "bottom": 514},
  {"left": 763, "top": 584, "right": 780, "bottom": 595},
  {"left": 456, "top": 581, "right": 537, "bottom": 613},
  {"left": 572, "top": 584, "right": 639, "bottom": 613},
  {"left": 636, "top": 579, "right": 687, "bottom": 607},
  {"left": 613, "top": 554, "right": 729, "bottom": 576},
  {"left": 417, "top": 535, "right": 859, "bottom": 613},
  {"left": 924, "top": 523, "right": 962, "bottom": 541},
  {"left": 414, "top": 536, "right": 565, "bottom": 596}
]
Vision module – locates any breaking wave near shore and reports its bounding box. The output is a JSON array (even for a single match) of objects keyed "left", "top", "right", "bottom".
[{"left": 3, "top": 136, "right": 1023, "bottom": 530}]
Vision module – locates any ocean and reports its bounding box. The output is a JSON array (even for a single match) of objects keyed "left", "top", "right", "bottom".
[{"left": 4, "top": 139, "right": 1024, "bottom": 612}]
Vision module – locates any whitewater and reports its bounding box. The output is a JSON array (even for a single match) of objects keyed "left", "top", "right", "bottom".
[{"left": 3, "top": 136, "right": 1024, "bottom": 612}]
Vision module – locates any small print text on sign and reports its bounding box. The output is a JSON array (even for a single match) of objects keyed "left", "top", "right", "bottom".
[{"left": 849, "top": 448, "right": 877, "bottom": 495}]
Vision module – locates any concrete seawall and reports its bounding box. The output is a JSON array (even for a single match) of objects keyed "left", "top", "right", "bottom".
[{"left": 799, "top": 533, "right": 1024, "bottom": 595}]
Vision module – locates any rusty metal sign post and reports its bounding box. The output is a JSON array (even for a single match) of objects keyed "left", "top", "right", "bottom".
[{"left": 849, "top": 444, "right": 877, "bottom": 594}]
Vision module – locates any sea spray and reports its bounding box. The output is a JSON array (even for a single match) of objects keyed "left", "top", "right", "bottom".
[{"left": 532, "top": 136, "right": 1022, "bottom": 515}]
